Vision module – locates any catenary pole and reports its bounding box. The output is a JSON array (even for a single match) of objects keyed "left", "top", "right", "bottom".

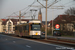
[
  {"left": 19, "top": 11, "right": 21, "bottom": 24},
  {"left": 45, "top": 0, "right": 48, "bottom": 40},
  {"left": 37, "top": 0, "right": 62, "bottom": 40}
]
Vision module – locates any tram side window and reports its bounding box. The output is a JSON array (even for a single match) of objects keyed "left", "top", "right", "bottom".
[
  {"left": 25, "top": 25, "right": 29, "bottom": 30},
  {"left": 23, "top": 26, "right": 25, "bottom": 30},
  {"left": 15, "top": 26, "right": 17, "bottom": 30},
  {"left": 19, "top": 26, "right": 22, "bottom": 33},
  {"left": 23, "top": 25, "right": 29, "bottom": 31}
]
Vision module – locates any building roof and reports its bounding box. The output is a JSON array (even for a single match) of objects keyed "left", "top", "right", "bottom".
[
  {"left": 49, "top": 20, "right": 52, "bottom": 23},
  {"left": 2, "top": 19, "right": 29, "bottom": 25},
  {"left": 49, "top": 15, "right": 75, "bottom": 26},
  {"left": 0, "top": 19, "right": 2, "bottom": 22},
  {"left": 2, "top": 19, "right": 6, "bottom": 21}
]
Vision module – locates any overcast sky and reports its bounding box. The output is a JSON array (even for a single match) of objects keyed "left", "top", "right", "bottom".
[{"left": 0, "top": 0, "right": 75, "bottom": 21}]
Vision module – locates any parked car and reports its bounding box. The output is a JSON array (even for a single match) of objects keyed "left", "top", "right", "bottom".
[
  {"left": 41, "top": 32, "right": 45, "bottom": 35},
  {"left": 53, "top": 30, "right": 61, "bottom": 36}
]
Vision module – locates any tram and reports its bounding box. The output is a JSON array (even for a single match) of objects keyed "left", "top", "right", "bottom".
[{"left": 15, "top": 19, "right": 41, "bottom": 38}]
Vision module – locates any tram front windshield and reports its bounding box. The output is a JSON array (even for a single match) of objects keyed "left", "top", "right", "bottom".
[{"left": 31, "top": 25, "right": 40, "bottom": 31}]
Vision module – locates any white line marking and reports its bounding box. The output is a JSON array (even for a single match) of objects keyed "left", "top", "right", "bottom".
[
  {"left": 26, "top": 45, "right": 31, "bottom": 48},
  {"left": 6, "top": 39, "right": 7, "bottom": 40},
  {"left": 13, "top": 41, "right": 16, "bottom": 43}
]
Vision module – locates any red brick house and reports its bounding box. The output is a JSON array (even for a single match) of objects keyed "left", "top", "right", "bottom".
[{"left": 48, "top": 15, "right": 75, "bottom": 32}]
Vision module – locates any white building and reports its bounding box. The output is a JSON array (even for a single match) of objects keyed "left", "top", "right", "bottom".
[
  {"left": 2, "top": 19, "right": 29, "bottom": 34},
  {"left": 0, "top": 19, "right": 3, "bottom": 33}
]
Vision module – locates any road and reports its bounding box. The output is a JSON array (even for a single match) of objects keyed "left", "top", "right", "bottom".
[{"left": 0, "top": 34, "right": 74, "bottom": 50}]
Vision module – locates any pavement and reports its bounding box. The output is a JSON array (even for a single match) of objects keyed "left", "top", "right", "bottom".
[
  {"left": 41, "top": 35, "right": 75, "bottom": 40},
  {"left": 0, "top": 34, "right": 75, "bottom": 50}
]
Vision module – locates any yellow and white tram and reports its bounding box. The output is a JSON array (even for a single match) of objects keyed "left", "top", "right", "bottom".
[{"left": 15, "top": 19, "right": 41, "bottom": 38}]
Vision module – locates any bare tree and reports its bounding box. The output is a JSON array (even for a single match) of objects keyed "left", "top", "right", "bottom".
[{"left": 65, "top": 7, "right": 75, "bottom": 15}]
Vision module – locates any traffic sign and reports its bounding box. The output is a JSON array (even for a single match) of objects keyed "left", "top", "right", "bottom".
[
  {"left": 55, "top": 28, "right": 60, "bottom": 30},
  {"left": 55, "top": 24, "right": 60, "bottom": 29}
]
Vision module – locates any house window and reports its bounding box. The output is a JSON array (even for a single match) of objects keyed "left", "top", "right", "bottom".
[
  {"left": 3, "top": 29, "right": 6, "bottom": 31},
  {"left": 8, "top": 22, "right": 12, "bottom": 31},
  {"left": 74, "top": 24, "right": 75, "bottom": 29},
  {"left": 3, "top": 25, "right": 6, "bottom": 28}
]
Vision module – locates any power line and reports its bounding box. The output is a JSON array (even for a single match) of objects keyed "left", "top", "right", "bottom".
[
  {"left": 62, "top": 2, "right": 75, "bottom": 7},
  {"left": 47, "top": 0, "right": 75, "bottom": 12},
  {"left": 5, "top": 0, "right": 37, "bottom": 19},
  {"left": 60, "top": 0, "right": 74, "bottom": 6},
  {"left": 11, "top": 0, "right": 36, "bottom": 16},
  {"left": 64, "top": 0, "right": 75, "bottom": 7},
  {"left": 14, "top": 1, "right": 36, "bottom": 13},
  {"left": 19, "top": 0, "right": 37, "bottom": 16},
  {"left": 20, "top": 6, "right": 29, "bottom": 11},
  {"left": 47, "top": 0, "right": 56, "bottom": 6}
]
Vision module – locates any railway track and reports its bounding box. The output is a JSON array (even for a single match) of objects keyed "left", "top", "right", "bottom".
[
  {"left": 23, "top": 37, "right": 75, "bottom": 48},
  {"left": 14, "top": 35, "right": 75, "bottom": 48},
  {"left": 1, "top": 33, "right": 75, "bottom": 48}
]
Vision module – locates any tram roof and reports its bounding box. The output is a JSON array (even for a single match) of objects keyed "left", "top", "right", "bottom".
[{"left": 29, "top": 19, "right": 41, "bottom": 23}]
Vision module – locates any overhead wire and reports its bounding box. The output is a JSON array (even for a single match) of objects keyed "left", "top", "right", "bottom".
[
  {"left": 4, "top": 0, "right": 37, "bottom": 19},
  {"left": 21, "top": 0, "right": 37, "bottom": 16},
  {"left": 47, "top": 0, "right": 74, "bottom": 11},
  {"left": 45, "top": 0, "right": 74, "bottom": 19},
  {"left": 10, "top": 1, "right": 64, "bottom": 16},
  {"left": 3, "top": 0, "right": 75, "bottom": 19},
  {"left": 23, "top": 0, "right": 36, "bottom": 12},
  {"left": 65, "top": 3, "right": 75, "bottom": 8},
  {"left": 59, "top": 0, "right": 74, "bottom": 8},
  {"left": 47, "top": 0, "right": 56, "bottom": 6},
  {"left": 35, "top": 0, "right": 75, "bottom": 20},
  {"left": 20, "top": 0, "right": 37, "bottom": 18}
]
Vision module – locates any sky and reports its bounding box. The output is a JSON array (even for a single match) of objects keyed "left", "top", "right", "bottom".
[{"left": 0, "top": 0, "right": 75, "bottom": 21}]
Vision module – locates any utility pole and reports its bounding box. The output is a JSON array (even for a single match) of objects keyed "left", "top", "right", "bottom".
[
  {"left": 7, "top": 11, "right": 29, "bottom": 24},
  {"left": 52, "top": 18, "right": 53, "bottom": 35},
  {"left": 45, "top": 0, "right": 47, "bottom": 40},
  {"left": 19, "top": 11, "right": 21, "bottom": 24},
  {"left": 30, "top": 10, "right": 33, "bottom": 19},
  {"left": 37, "top": 0, "right": 62, "bottom": 40}
]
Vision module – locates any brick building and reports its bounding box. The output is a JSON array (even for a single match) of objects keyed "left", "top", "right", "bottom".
[{"left": 48, "top": 15, "right": 75, "bottom": 32}]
